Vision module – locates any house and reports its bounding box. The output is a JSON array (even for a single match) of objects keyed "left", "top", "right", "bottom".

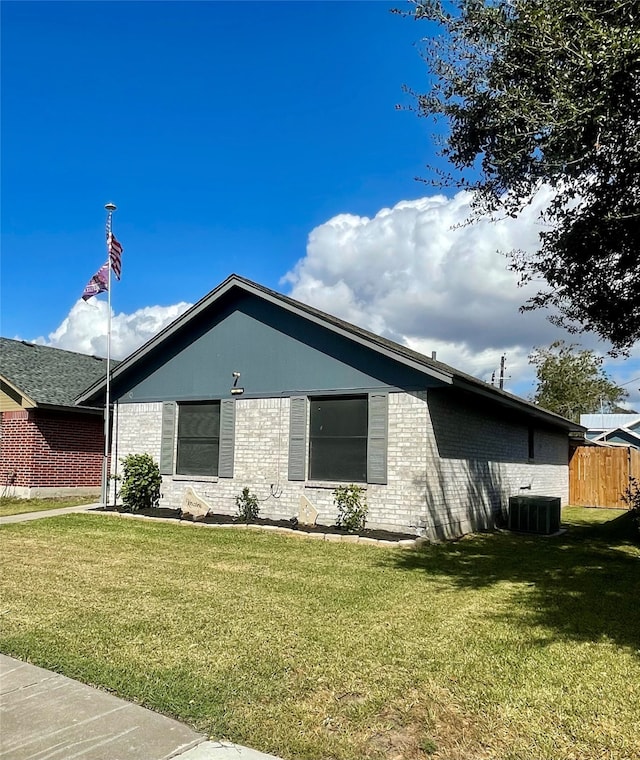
[
  {"left": 0, "top": 338, "right": 109, "bottom": 498},
  {"left": 579, "top": 413, "right": 640, "bottom": 450},
  {"left": 77, "top": 275, "right": 584, "bottom": 539}
]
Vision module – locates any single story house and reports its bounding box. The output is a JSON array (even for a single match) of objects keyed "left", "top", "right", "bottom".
[
  {"left": 579, "top": 413, "right": 640, "bottom": 450},
  {"left": 0, "top": 338, "right": 109, "bottom": 498},
  {"left": 77, "top": 275, "right": 584, "bottom": 539}
]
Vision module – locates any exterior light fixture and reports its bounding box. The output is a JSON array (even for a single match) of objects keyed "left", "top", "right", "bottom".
[{"left": 231, "top": 371, "right": 244, "bottom": 395}]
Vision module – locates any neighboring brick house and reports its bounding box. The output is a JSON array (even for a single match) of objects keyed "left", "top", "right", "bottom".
[
  {"left": 0, "top": 338, "right": 110, "bottom": 498},
  {"left": 78, "top": 275, "right": 584, "bottom": 539}
]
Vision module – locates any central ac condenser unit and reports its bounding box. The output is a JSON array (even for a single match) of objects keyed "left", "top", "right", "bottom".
[{"left": 508, "top": 495, "right": 561, "bottom": 535}]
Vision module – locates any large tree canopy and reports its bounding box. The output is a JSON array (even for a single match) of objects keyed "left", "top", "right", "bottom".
[
  {"left": 529, "top": 341, "right": 627, "bottom": 421},
  {"left": 405, "top": 0, "right": 640, "bottom": 351}
]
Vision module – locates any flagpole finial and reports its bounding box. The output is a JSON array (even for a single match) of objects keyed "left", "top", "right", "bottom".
[{"left": 105, "top": 202, "right": 117, "bottom": 212}]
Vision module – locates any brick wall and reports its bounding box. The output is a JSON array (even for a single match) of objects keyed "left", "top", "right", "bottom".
[
  {"left": 0, "top": 410, "right": 34, "bottom": 489},
  {"left": 114, "top": 391, "right": 569, "bottom": 538},
  {"left": 0, "top": 408, "right": 104, "bottom": 496}
]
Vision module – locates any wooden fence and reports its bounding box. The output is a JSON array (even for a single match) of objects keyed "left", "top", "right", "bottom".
[{"left": 569, "top": 445, "right": 640, "bottom": 508}]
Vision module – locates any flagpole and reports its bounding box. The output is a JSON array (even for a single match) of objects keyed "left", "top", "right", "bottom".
[{"left": 101, "top": 202, "right": 117, "bottom": 507}]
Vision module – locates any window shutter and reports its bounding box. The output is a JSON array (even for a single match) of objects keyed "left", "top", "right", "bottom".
[
  {"left": 288, "top": 396, "right": 307, "bottom": 481},
  {"left": 218, "top": 399, "right": 236, "bottom": 478},
  {"left": 160, "top": 401, "right": 176, "bottom": 475},
  {"left": 367, "top": 392, "right": 388, "bottom": 484}
]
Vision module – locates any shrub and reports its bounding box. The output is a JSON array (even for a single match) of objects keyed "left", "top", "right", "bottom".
[
  {"left": 235, "top": 487, "right": 259, "bottom": 522},
  {"left": 622, "top": 477, "right": 640, "bottom": 540},
  {"left": 119, "top": 453, "right": 161, "bottom": 513},
  {"left": 334, "top": 484, "right": 368, "bottom": 533}
]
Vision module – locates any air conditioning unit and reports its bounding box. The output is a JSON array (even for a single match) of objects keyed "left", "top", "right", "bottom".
[{"left": 508, "top": 495, "right": 561, "bottom": 535}]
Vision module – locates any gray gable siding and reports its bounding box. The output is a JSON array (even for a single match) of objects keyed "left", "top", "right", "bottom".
[
  {"left": 112, "top": 293, "right": 446, "bottom": 402},
  {"left": 602, "top": 429, "right": 640, "bottom": 447},
  {"left": 77, "top": 277, "right": 583, "bottom": 436}
]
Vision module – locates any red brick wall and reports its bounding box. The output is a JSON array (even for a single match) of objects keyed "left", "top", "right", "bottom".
[
  {"left": 0, "top": 409, "right": 104, "bottom": 489},
  {"left": 0, "top": 410, "right": 34, "bottom": 488}
]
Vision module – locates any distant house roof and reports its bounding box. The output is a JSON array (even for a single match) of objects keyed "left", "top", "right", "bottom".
[
  {"left": 76, "top": 274, "right": 584, "bottom": 434},
  {"left": 0, "top": 337, "right": 114, "bottom": 412},
  {"left": 592, "top": 427, "right": 640, "bottom": 445},
  {"left": 580, "top": 413, "right": 640, "bottom": 429}
]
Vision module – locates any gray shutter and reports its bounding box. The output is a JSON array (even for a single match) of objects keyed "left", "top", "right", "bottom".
[
  {"left": 218, "top": 399, "right": 236, "bottom": 478},
  {"left": 367, "top": 392, "right": 388, "bottom": 484},
  {"left": 288, "top": 396, "right": 307, "bottom": 481},
  {"left": 160, "top": 401, "right": 176, "bottom": 475}
]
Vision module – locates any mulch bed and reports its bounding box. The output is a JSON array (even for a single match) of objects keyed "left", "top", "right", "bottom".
[{"left": 99, "top": 506, "right": 417, "bottom": 543}]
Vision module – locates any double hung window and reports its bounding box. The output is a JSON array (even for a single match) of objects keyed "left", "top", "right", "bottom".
[
  {"left": 309, "top": 396, "right": 368, "bottom": 482},
  {"left": 160, "top": 399, "right": 235, "bottom": 478},
  {"left": 289, "top": 392, "right": 387, "bottom": 484},
  {"left": 176, "top": 402, "right": 220, "bottom": 477}
]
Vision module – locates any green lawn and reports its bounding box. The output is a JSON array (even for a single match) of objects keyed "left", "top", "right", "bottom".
[
  {"left": 0, "top": 496, "right": 97, "bottom": 517},
  {"left": 0, "top": 506, "right": 638, "bottom": 760}
]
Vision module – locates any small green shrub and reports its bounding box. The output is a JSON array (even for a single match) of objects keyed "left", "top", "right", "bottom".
[
  {"left": 334, "top": 484, "right": 368, "bottom": 533},
  {"left": 235, "top": 487, "right": 259, "bottom": 522},
  {"left": 622, "top": 476, "right": 640, "bottom": 540},
  {"left": 119, "top": 453, "right": 161, "bottom": 513}
]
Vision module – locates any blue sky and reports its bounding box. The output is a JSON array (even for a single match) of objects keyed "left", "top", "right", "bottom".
[
  {"left": 2, "top": 0, "right": 433, "bottom": 324},
  {"left": 2, "top": 0, "right": 639, "bottom": 406}
]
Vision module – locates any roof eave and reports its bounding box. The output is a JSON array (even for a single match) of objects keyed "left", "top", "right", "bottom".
[
  {"left": 39, "top": 402, "right": 104, "bottom": 416},
  {"left": 239, "top": 281, "right": 455, "bottom": 384},
  {"left": 73, "top": 275, "right": 582, "bottom": 433},
  {"left": 594, "top": 426, "right": 640, "bottom": 443},
  {"left": 76, "top": 275, "right": 455, "bottom": 404},
  {"left": 453, "top": 377, "right": 586, "bottom": 432},
  {"left": 0, "top": 374, "right": 37, "bottom": 408}
]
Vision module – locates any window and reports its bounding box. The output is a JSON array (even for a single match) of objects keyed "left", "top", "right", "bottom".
[
  {"left": 160, "top": 399, "right": 235, "bottom": 478},
  {"left": 528, "top": 426, "right": 535, "bottom": 460},
  {"left": 309, "top": 396, "right": 368, "bottom": 482},
  {"left": 288, "top": 392, "right": 387, "bottom": 485},
  {"left": 176, "top": 402, "right": 220, "bottom": 476}
]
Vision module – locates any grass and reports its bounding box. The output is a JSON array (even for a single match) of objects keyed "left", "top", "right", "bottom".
[
  {"left": 0, "top": 495, "right": 97, "bottom": 517},
  {"left": 0, "top": 506, "right": 638, "bottom": 760}
]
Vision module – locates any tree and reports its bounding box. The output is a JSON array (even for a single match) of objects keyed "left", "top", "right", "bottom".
[
  {"left": 529, "top": 341, "right": 627, "bottom": 421},
  {"left": 403, "top": 1, "right": 640, "bottom": 351}
]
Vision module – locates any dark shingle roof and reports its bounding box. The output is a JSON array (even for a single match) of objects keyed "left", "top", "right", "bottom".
[
  {"left": 0, "top": 337, "right": 112, "bottom": 409},
  {"left": 76, "top": 274, "right": 584, "bottom": 432},
  {"left": 246, "top": 278, "right": 585, "bottom": 431}
]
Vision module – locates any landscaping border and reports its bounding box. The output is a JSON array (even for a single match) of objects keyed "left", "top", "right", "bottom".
[{"left": 94, "top": 509, "right": 425, "bottom": 548}]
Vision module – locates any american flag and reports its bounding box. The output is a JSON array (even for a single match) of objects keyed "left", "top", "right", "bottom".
[{"left": 108, "top": 232, "right": 123, "bottom": 280}]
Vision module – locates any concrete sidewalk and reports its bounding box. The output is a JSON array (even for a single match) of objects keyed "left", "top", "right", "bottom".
[
  {"left": 0, "top": 503, "right": 101, "bottom": 525},
  {"left": 0, "top": 655, "right": 283, "bottom": 760}
]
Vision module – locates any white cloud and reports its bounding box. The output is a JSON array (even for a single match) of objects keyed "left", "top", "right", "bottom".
[
  {"left": 283, "top": 190, "right": 640, "bottom": 407},
  {"left": 283, "top": 190, "right": 557, "bottom": 349},
  {"left": 40, "top": 299, "right": 192, "bottom": 360},
  {"left": 37, "top": 188, "right": 640, "bottom": 411}
]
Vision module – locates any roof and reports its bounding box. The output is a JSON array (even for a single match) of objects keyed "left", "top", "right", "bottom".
[
  {"left": 580, "top": 413, "right": 640, "bottom": 429},
  {"left": 0, "top": 337, "right": 113, "bottom": 411},
  {"left": 592, "top": 427, "right": 640, "bottom": 445},
  {"left": 76, "top": 274, "right": 585, "bottom": 433}
]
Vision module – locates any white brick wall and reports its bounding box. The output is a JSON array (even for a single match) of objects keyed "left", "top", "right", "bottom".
[{"left": 113, "top": 391, "right": 569, "bottom": 538}]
